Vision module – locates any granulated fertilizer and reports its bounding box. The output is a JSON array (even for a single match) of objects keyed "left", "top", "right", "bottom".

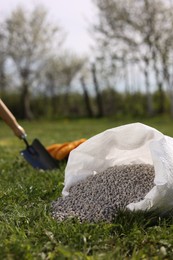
[{"left": 52, "top": 164, "right": 155, "bottom": 222}]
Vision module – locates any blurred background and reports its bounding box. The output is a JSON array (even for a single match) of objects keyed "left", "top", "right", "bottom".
[{"left": 0, "top": 0, "right": 173, "bottom": 120}]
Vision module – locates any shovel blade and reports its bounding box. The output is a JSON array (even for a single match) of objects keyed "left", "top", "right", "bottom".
[{"left": 21, "top": 139, "right": 58, "bottom": 170}]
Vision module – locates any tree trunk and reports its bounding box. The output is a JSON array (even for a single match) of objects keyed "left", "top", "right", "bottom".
[
  {"left": 143, "top": 57, "right": 154, "bottom": 116},
  {"left": 0, "top": 61, "right": 6, "bottom": 92},
  {"left": 169, "top": 89, "right": 173, "bottom": 117},
  {"left": 161, "top": 53, "right": 173, "bottom": 118},
  {"left": 91, "top": 63, "right": 104, "bottom": 117},
  {"left": 152, "top": 49, "right": 165, "bottom": 114},
  {"left": 63, "top": 88, "right": 70, "bottom": 117},
  {"left": 80, "top": 76, "right": 93, "bottom": 118},
  {"left": 20, "top": 69, "right": 33, "bottom": 119},
  {"left": 46, "top": 72, "right": 58, "bottom": 115},
  {"left": 21, "top": 81, "right": 33, "bottom": 119}
]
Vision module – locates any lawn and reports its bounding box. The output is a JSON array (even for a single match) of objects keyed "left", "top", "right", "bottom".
[{"left": 0, "top": 116, "right": 173, "bottom": 259}]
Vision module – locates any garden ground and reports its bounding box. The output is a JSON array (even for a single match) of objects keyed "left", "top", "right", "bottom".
[{"left": 0, "top": 116, "right": 173, "bottom": 259}]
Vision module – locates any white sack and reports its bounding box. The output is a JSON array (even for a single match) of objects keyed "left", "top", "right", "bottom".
[{"left": 62, "top": 122, "right": 173, "bottom": 213}]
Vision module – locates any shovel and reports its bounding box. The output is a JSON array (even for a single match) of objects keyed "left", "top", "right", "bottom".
[
  {"left": 21, "top": 137, "right": 59, "bottom": 170},
  {"left": 0, "top": 99, "right": 58, "bottom": 170}
]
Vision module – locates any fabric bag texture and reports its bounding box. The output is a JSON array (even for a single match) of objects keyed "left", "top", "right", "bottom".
[{"left": 62, "top": 123, "right": 173, "bottom": 213}]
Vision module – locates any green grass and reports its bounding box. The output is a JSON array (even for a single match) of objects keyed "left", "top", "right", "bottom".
[{"left": 1, "top": 117, "right": 173, "bottom": 259}]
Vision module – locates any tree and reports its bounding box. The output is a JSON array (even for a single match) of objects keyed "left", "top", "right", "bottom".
[
  {"left": 44, "top": 52, "right": 85, "bottom": 116},
  {"left": 5, "top": 5, "right": 64, "bottom": 119},
  {"left": 92, "top": 0, "right": 173, "bottom": 116},
  {"left": 91, "top": 62, "right": 104, "bottom": 117},
  {"left": 43, "top": 56, "right": 66, "bottom": 115},
  {"left": 57, "top": 52, "right": 85, "bottom": 116},
  {"left": 0, "top": 26, "right": 7, "bottom": 92},
  {"left": 80, "top": 76, "right": 93, "bottom": 117}
]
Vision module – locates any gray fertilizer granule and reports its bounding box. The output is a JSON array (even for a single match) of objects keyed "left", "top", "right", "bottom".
[{"left": 52, "top": 164, "right": 155, "bottom": 223}]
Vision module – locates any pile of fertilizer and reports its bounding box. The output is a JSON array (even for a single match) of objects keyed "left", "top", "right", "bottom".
[{"left": 52, "top": 164, "right": 155, "bottom": 223}]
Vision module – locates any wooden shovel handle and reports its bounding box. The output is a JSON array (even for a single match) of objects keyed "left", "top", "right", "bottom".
[
  {"left": 0, "top": 99, "right": 18, "bottom": 129},
  {"left": 0, "top": 99, "right": 26, "bottom": 138}
]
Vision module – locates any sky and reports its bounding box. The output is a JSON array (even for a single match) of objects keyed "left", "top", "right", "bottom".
[{"left": 0, "top": 0, "right": 97, "bottom": 56}]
